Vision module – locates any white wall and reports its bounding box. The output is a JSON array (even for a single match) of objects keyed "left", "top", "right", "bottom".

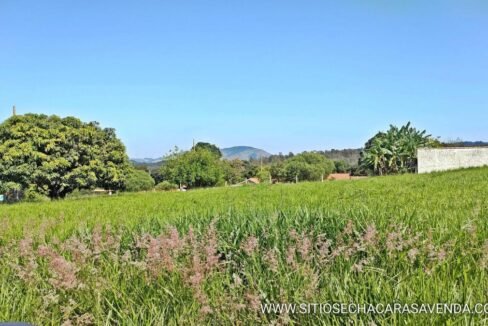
[{"left": 417, "top": 147, "right": 488, "bottom": 173}]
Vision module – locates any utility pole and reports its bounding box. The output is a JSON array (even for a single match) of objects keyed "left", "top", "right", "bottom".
[{"left": 12, "top": 105, "right": 16, "bottom": 116}]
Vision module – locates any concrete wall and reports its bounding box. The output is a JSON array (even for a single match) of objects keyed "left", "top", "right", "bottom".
[{"left": 417, "top": 147, "right": 488, "bottom": 173}]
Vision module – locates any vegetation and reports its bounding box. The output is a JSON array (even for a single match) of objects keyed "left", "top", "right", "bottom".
[
  {"left": 359, "top": 122, "right": 439, "bottom": 175},
  {"left": 193, "top": 142, "right": 223, "bottom": 158},
  {"left": 124, "top": 169, "right": 155, "bottom": 192},
  {"left": 269, "top": 152, "right": 335, "bottom": 182},
  {"left": 160, "top": 147, "right": 224, "bottom": 188},
  {"left": 333, "top": 160, "right": 350, "bottom": 173},
  {"left": 0, "top": 168, "right": 487, "bottom": 324},
  {"left": 0, "top": 114, "right": 130, "bottom": 198},
  {"left": 155, "top": 181, "right": 178, "bottom": 191}
]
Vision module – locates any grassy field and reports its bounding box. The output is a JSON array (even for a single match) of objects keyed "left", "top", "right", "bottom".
[{"left": 1, "top": 167, "right": 487, "bottom": 324}]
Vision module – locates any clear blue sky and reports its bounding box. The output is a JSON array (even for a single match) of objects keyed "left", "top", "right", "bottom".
[{"left": 1, "top": 1, "right": 487, "bottom": 158}]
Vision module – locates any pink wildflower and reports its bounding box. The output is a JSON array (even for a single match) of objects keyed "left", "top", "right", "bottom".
[{"left": 241, "top": 236, "right": 259, "bottom": 255}]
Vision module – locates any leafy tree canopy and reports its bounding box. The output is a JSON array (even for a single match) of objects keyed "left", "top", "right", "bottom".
[
  {"left": 0, "top": 114, "right": 131, "bottom": 198},
  {"left": 125, "top": 169, "right": 155, "bottom": 192},
  {"left": 193, "top": 142, "right": 222, "bottom": 158},
  {"left": 271, "top": 152, "right": 334, "bottom": 182},
  {"left": 359, "top": 122, "right": 440, "bottom": 175},
  {"left": 160, "top": 148, "right": 224, "bottom": 188}
]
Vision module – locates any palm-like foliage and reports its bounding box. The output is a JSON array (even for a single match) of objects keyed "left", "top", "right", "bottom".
[{"left": 360, "top": 122, "right": 439, "bottom": 175}]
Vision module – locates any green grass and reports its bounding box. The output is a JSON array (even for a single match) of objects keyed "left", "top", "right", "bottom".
[{"left": 0, "top": 167, "right": 487, "bottom": 324}]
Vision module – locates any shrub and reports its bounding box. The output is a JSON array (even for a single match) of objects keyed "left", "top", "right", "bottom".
[
  {"left": 23, "top": 186, "right": 50, "bottom": 202},
  {"left": 125, "top": 169, "right": 155, "bottom": 192},
  {"left": 155, "top": 181, "right": 178, "bottom": 191}
]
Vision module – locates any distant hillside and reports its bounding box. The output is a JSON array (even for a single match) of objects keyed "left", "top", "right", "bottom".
[
  {"left": 321, "top": 148, "right": 362, "bottom": 167},
  {"left": 131, "top": 158, "right": 163, "bottom": 164},
  {"left": 442, "top": 141, "right": 488, "bottom": 147},
  {"left": 221, "top": 146, "right": 271, "bottom": 161}
]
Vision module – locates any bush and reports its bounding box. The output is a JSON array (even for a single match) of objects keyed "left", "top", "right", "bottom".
[
  {"left": 125, "top": 169, "right": 155, "bottom": 192},
  {"left": 282, "top": 152, "right": 335, "bottom": 182},
  {"left": 160, "top": 148, "right": 224, "bottom": 188},
  {"left": 155, "top": 181, "right": 178, "bottom": 192},
  {"left": 23, "top": 186, "right": 50, "bottom": 203},
  {"left": 334, "top": 160, "right": 350, "bottom": 173}
]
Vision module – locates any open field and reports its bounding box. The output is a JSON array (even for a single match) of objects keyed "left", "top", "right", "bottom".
[{"left": 1, "top": 167, "right": 488, "bottom": 324}]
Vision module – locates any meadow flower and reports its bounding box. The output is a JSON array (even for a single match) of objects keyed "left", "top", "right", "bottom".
[
  {"left": 40, "top": 249, "right": 80, "bottom": 290},
  {"left": 245, "top": 292, "right": 261, "bottom": 311},
  {"left": 91, "top": 225, "right": 103, "bottom": 253},
  {"left": 241, "top": 236, "right": 259, "bottom": 255},
  {"left": 121, "top": 250, "right": 132, "bottom": 262},
  {"left": 62, "top": 236, "right": 91, "bottom": 265},
  {"left": 146, "top": 237, "right": 162, "bottom": 276},
  {"left": 38, "top": 244, "right": 55, "bottom": 258},
  {"left": 304, "top": 266, "right": 319, "bottom": 299},
  {"left": 61, "top": 298, "right": 77, "bottom": 323},
  {"left": 14, "top": 237, "right": 39, "bottom": 283},
  {"left": 344, "top": 220, "right": 354, "bottom": 236},
  {"left": 480, "top": 240, "right": 488, "bottom": 269},
  {"left": 386, "top": 232, "right": 399, "bottom": 255},
  {"left": 232, "top": 273, "right": 243, "bottom": 287},
  {"left": 264, "top": 249, "right": 279, "bottom": 272},
  {"left": 203, "top": 220, "right": 220, "bottom": 271},
  {"left": 362, "top": 225, "right": 378, "bottom": 247},
  {"left": 18, "top": 237, "right": 33, "bottom": 257},
  {"left": 408, "top": 248, "right": 419, "bottom": 263},
  {"left": 436, "top": 248, "right": 447, "bottom": 262},
  {"left": 166, "top": 226, "right": 184, "bottom": 252},
  {"left": 135, "top": 233, "right": 152, "bottom": 249},
  {"left": 289, "top": 229, "right": 299, "bottom": 242},
  {"left": 351, "top": 257, "right": 372, "bottom": 273},
  {"left": 316, "top": 235, "right": 332, "bottom": 263},
  {"left": 49, "top": 255, "right": 79, "bottom": 290},
  {"left": 286, "top": 246, "right": 296, "bottom": 268},
  {"left": 298, "top": 232, "right": 312, "bottom": 262},
  {"left": 75, "top": 313, "right": 95, "bottom": 325},
  {"left": 200, "top": 305, "right": 213, "bottom": 315},
  {"left": 42, "top": 291, "right": 60, "bottom": 308}
]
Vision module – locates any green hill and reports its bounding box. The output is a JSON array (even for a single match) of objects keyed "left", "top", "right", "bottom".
[{"left": 221, "top": 146, "right": 271, "bottom": 160}]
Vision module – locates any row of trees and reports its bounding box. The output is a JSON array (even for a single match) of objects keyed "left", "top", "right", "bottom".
[
  {"left": 156, "top": 143, "right": 336, "bottom": 188},
  {"left": 0, "top": 114, "right": 437, "bottom": 200},
  {"left": 126, "top": 122, "right": 440, "bottom": 190}
]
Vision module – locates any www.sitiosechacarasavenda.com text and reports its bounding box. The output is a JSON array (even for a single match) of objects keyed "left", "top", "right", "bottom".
[{"left": 261, "top": 303, "right": 488, "bottom": 315}]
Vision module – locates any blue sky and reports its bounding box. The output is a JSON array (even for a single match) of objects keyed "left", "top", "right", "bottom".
[{"left": 1, "top": 1, "right": 487, "bottom": 157}]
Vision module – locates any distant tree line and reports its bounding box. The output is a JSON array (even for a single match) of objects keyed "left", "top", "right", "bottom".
[{"left": 0, "top": 114, "right": 444, "bottom": 201}]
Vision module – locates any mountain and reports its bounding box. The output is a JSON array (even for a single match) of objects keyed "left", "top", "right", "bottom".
[
  {"left": 221, "top": 146, "right": 272, "bottom": 161},
  {"left": 461, "top": 141, "right": 488, "bottom": 147},
  {"left": 131, "top": 157, "right": 163, "bottom": 164},
  {"left": 130, "top": 146, "right": 271, "bottom": 165}
]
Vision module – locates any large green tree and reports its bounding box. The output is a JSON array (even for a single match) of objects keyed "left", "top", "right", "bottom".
[
  {"left": 193, "top": 142, "right": 222, "bottom": 158},
  {"left": 125, "top": 169, "right": 155, "bottom": 192},
  {"left": 359, "top": 122, "right": 439, "bottom": 175},
  {"left": 160, "top": 147, "right": 224, "bottom": 188},
  {"left": 272, "top": 152, "right": 334, "bottom": 182},
  {"left": 0, "top": 114, "right": 131, "bottom": 198}
]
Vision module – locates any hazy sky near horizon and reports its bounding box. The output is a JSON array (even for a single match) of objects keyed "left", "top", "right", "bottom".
[{"left": 1, "top": 1, "right": 487, "bottom": 157}]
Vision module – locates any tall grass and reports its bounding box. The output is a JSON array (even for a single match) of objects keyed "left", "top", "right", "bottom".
[{"left": 0, "top": 167, "right": 487, "bottom": 324}]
